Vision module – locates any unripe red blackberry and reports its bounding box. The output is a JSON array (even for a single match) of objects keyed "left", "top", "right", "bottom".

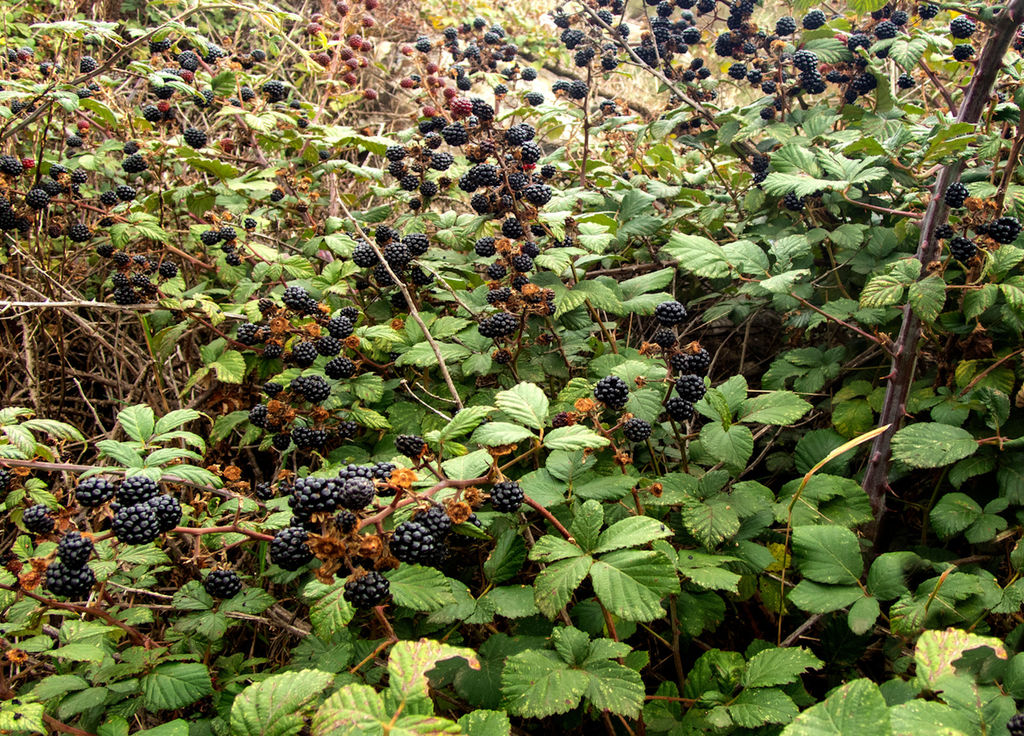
[
  {"left": 344, "top": 570, "right": 390, "bottom": 608},
  {"left": 204, "top": 569, "right": 243, "bottom": 598}
]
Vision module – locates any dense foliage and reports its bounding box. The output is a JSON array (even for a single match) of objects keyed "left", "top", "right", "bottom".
[{"left": 4, "top": 0, "right": 1024, "bottom": 733}]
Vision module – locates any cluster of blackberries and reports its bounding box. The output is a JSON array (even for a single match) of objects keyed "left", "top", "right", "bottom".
[
  {"left": 97, "top": 250, "right": 177, "bottom": 304},
  {"left": 110, "top": 476, "right": 181, "bottom": 545},
  {"left": 45, "top": 531, "right": 96, "bottom": 599},
  {"left": 199, "top": 224, "right": 245, "bottom": 266}
]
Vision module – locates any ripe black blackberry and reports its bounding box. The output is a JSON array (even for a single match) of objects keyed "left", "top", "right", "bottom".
[
  {"left": 100, "top": 190, "right": 119, "bottom": 207},
  {"left": 249, "top": 404, "right": 269, "bottom": 428},
  {"left": 404, "top": 233, "right": 430, "bottom": 256},
  {"left": 792, "top": 50, "right": 818, "bottom": 73},
  {"left": 594, "top": 375, "right": 630, "bottom": 409},
  {"left": 374, "top": 264, "right": 395, "bottom": 285},
  {"left": 524, "top": 184, "right": 552, "bottom": 206},
  {"left": 950, "top": 16, "right": 976, "bottom": 38},
  {"left": 783, "top": 191, "right": 805, "bottom": 211},
  {"left": 651, "top": 328, "right": 677, "bottom": 348},
  {"left": 325, "top": 356, "right": 356, "bottom": 379},
  {"left": 802, "top": 9, "right": 826, "bottom": 28},
  {"left": 113, "top": 287, "right": 140, "bottom": 305},
  {"left": 396, "top": 434, "right": 426, "bottom": 458},
  {"left": 949, "top": 236, "right": 977, "bottom": 262},
  {"left": 271, "top": 526, "right": 313, "bottom": 570},
  {"left": 510, "top": 254, "right": 533, "bottom": 273},
  {"left": 567, "top": 80, "right": 588, "bottom": 100},
  {"left": 502, "top": 218, "right": 524, "bottom": 239},
  {"left": 918, "top": 3, "right": 939, "bottom": 18},
  {"left": 475, "top": 237, "right": 497, "bottom": 258},
  {"left": 23, "top": 504, "right": 55, "bottom": 534},
  {"left": 418, "top": 504, "right": 453, "bottom": 539},
  {"left": 944, "top": 182, "right": 969, "bottom": 208},
  {"left": 338, "top": 476, "right": 376, "bottom": 510},
  {"left": 442, "top": 123, "right": 469, "bottom": 146},
  {"left": 776, "top": 16, "right": 796, "bottom": 34},
  {"left": 622, "top": 417, "right": 653, "bottom": 442},
  {"left": 317, "top": 335, "right": 341, "bottom": 357},
  {"left": 875, "top": 20, "right": 898, "bottom": 39},
  {"left": 655, "top": 301, "right": 687, "bottom": 326},
  {"left": 344, "top": 571, "right": 390, "bottom": 608},
  {"left": 0, "top": 467, "right": 9, "bottom": 493},
  {"left": 292, "top": 374, "right": 331, "bottom": 403},
  {"left": 21, "top": 187, "right": 52, "bottom": 213},
  {"left": 490, "top": 480, "right": 524, "bottom": 513},
  {"left": 935, "top": 224, "right": 955, "bottom": 240},
  {"left": 352, "top": 241, "right": 379, "bottom": 268},
  {"left": 282, "top": 285, "right": 317, "bottom": 313},
  {"left": 521, "top": 142, "right": 542, "bottom": 164},
  {"left": 57, "top": 531, "right": 94, "bottom": 568},
  {"left": 989, "top": 217, "right": 1021, "bottom": 243},
  {"left": 665, "top": 396, "right": 695, "bottom": 422},
  {"left": 1008, "top": 713, "right": 1024, "bottom": 736},
  {"left": 0, "top": 155, "right": 24, "bottom": 176},
  {"left": 112, "top": 503, "right": 161, "bottom": 545},
  {"left": 147, "top": 494, "right": 182, "bottom": 532},
  {"left": 385, "top": 145, "right": 407, "bottom": 162},
  {"left": 262, "top": 80, "right": 286, "bottom": 101},
  {"left": 204, "top": 569, "right": 242, "bottom": 598},
  {"left": 182, "top": 127, "right": 207, "bottom": 148},
  {"left": 486, "top": 287, "right": 512, "bottom": 304},
  {"left": 68, "top": 224, "right": 92, "bottom": 243},
  {"left": 953, "top": 44, "right": 974, "bottom": 61},
  {"left": 384, "top": 241, "right": 412, "bottom": 269},
  {"left": 292, "top": 426, "right": 327, "bottom": 448},
  {"left": 46, "top": 560, "right": 96, "bottom": 599},
  {"left": 290, "top": 476, "right": 342, "bottom": 515},
  {"left": 122, "top": 153, "right": 148, "bottom": 173},
  {"left": 118, "top": 475, "right": 159, "bottom": 505},
  {"left": 676, "top": 374, "right": 707, "bottom": 402},
  {"left": 272, "top": 433, "right": 291, "bottom": 450},
  {"left": 479, "top": 312, "right": 518, "bottom": 338},
  {"left": 236, "top": 323, "right": 261, "bottom": 346},
  {"left": 897, "top": 73, "right": 915, "bottom": 89},
  {"left": 391, "top": 520, "right": 437, "bottom": 563}
]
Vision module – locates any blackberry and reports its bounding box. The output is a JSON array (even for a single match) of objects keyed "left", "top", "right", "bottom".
[
  {"left": 728, "top": 63, "right": 747, "bottom": 80},
  {"left": 262, "top": 381, "right": 283, "bottom": 397},
  {"left": 396, "top": 434, "right": 426, "bottom": 458},
  {"left": 338, "top": 476, "right": 376, "bottom": 510},
  {"left": 953, "top": 44, "right": 974, "bottom": 61},
  {"left": 290, "top": 476, "right": 342, "bottom": 515},
  {"left": 112, "top": 503, "right": 161, "bottom": 545},
  {"left": 949, "top": 236, "right": 977, "bottom": 262},
  {"left": 676, "top": 374, "right": 707, "bottom": 402},
  {"left": 442, "top": 123, "right": 469, "bottom": 146},
  {"left": 317, "top": 336, "right": 341, "bottom": 357},
  {"left": 292, "top": 426, "right": 327, "bottom": 448},
  {"left": 0, "top": 155, "right": 24, "bottom": 176},
  {"left": 374, "top": 264, "right": 395, "bottom": 285},
  {"left": 935, "top": 224, "right": 955, "bottom": 240},
  {"left": 524, "top": 184, "right": 552, "bottom": 206},
  {"left": 244, "top": 217, "right": 257, "bottom": 229},
  {"left": 651, "top": 328, "right": 677, "bottom": 348},
  {"left": 0, "top": 468, "right": 10, "bottom": 493},
  {"left": 182, "top": 126, "right": 207, "bottom": 148},
  {"left": 1008, "top": 713, "right": 1024, "bottom": 736},
  {"left": 521, "top": 142, "right": 542, "bottom": 164},
  {"left": 352, "top": 241, "right": 379, "bottom": 267},
  {"left": 385, "top": 145, "right": 407, "bottom": 162},
  {"left": 478, "top": 312, "right": 518, "bottom": 338},
  {"left": 875, "top": 20, "right": 898, "bottom": 39},
  {"left": 918, "top": 4, "right": 939, "bottom": 18},
  {"left": 506, "top": 123, "right": 536, "bottom": 146},
  {"left": 292, "top": 374, "right": 331, "bottom": 403},
  {"left": 263, "top": 80, "right": 287, "bottom": 101},
  {"left": 655, "top": 300, "right": 688, "bottom": 326},
  {"left": 156, "top": 261, "right": 177, "bottom": 279},
  {"left": 270, "top": 189, "right": 285, "bottom": 202},
  {"left": 594, "top": 375, "right": 630, "bottom": 409},
  {"left": 45, "top": 561, "right": 96, "bottom": 599},
  {"left": 219, "top": 226, "right": 237, "bottom": 242},
  {"left": 23, "top": 504, "right": 55, "bottom": 534},
  {"left": 147, "top": 494, "right": 182, "bottom": 532},
  {"left": 118, "top": 475, "right": 159, "bottom": 505},
  {"left": 989, "top": 217, "right": 1021, "bottom": 244},
  {"left": 343, "top": 571, "right": 390, "bottom": 608},
  {"left": 115, "top": 184, "right": 136, "bottom": 201},
  {"left": 784, "top": 191, "right": 805, "bottom": 211},
  {"left": 57, "top": 528, "right": 94, "bottom": 569},
  {"left": 249, "top": 404, "right": 269, "bottom": 428},
  {"left": 802, "top": 9, "right": 826, "bottom": 29},
  {"left": 944, "top": 182, "right": 969, "bottom": 208},
  {"left": 404, "top": 233, "right": 430, "bottom": 256},
  {"left": 431, "top": 152, "right": 454, "bottom": 171},
  {"left": 272, "top": 433, "right": 291, "bottom": 451},
  {"left": 510, "top": 254, "right": 533, "bottom": 273},
  {"left": 337, "top": 420, "right": 358, "bottom": 439},
  {"left": 384, "top": 241, "right": 412, "bottom": 268},
  {"left": 776, "top": 16, "right": 796, "bottom": 34},
  {"left": 391, "top": 520, "right": 438, "bottom": 563},
  {"left": 801, "top": 71, "right": 827, "bottom": 95},
  {"left": 177, "top": 50, "right": 199, "bottom": 70},
  {"left": 665, "top": 396, "right": 695, "bottom": 421},
  {"left": 113, "top": 287, "right": 140, "bottom": 305},
  {"left": 475, "top": 237, "right": 497, "bottom": 257},
  {"left": 490, "top": 480, "right": 524, "bottom": 513},
  {"left": 418, "top": 504, "right": 452, "bottom": 539},
  {"left": 525, "top": 91, "right": 544, "bottom": 106},
  {"left": 271, "top": 526, "right": 313, "bottom": 570},
  {"left": 100, "top": 190, "right": 119, "bottom": 207},
  {"left": 950, "top": 16, "right": 976, "bottom": 39},
  {"left": 897, "top": 73, "right": 916, "bottom": 89},
  {"left": 326, "top": 356, "right": 357, "bottom": 379},
  {"left": 335, "top": 510, "right": 357, "bottom": 532},
  {"left": 622, "top": 417, "right": 653, "bottom": 442},
  {"left": 487, "top": 287, "right": 512, "bottom": 304},
  {"left": 236, "top": 323, "right": 262, "bottom": 345},
  {"left": 282, "top": 285, "right": 317, "bottom": 313},
  {"left": 568, "top": 80, "right": 588, "bottom": 99},
  {"left": 122, "top": 153, "right": 148, "bottom": 173},
  {"left": 97, "top": 244, "right": 115, "bottom": 259},
  {"left": 204, "top": 569, "right": 242, "bottom": 598},
  {"left": 68, "top": 224, "right": 92, "bottom": 243},
  {"left": 502, "top": 218, "right": 524, "bottom": 239},
  {"left": 792, "top": 50, "right": 818, "bottom": 73},
  {"left": 149, "top": 38, "right": 172, "bottom": 53}
]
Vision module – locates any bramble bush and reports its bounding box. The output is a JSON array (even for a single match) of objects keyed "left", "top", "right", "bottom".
[{"left": 4, "top": 0, "right": 1024, "bottom": 733}]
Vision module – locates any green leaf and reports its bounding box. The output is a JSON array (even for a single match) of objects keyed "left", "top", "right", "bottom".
[
  {"left": 908, "top": 275, "right": 947, "bottom": 323},
  {"left": 396, "top": 342, "right": 470, "bottom": 367},
  {"left": 781, "top": 679, "right": 891, "bottom": 736},
  {"left": 681, "top": 498, "right": 741, "bottom": 549},
  {"left": 211, "top": 350, "right": 247, "bottom": 384},
  {"left": 440, "top": 406, "right": 494, "bottom": 440},
  {"left": 458, "top": 710, "right": 511, "bottom": 736},
  {"left": 495, "top": 383, "right": 548, "bottom": 429},
  {"left": 738, "top": 392, "right": 812, "bottom": 426},
  {"left": 930, "top": 492, "right": 983, "bottom": 537},
  {"left": 502, "top": 650, "right": 590, "bottom": 718},
  {"left": 848, "top": 595, "right": 881, "bottom": 635},
  {"left": 663, "top": 233, "right": 731, "bottom": 278},
  {"left": 727, "top": 688, "right": 799, "bottom": 728},
  {"left": 386, "top": 565, "right": 455, "bottom": 612},
  {"left": 593, "top": 516, "right": 673, "bottom": 554},
  {"left": 389, "top": 639, "right": 479, "bottom": 707},
  {"left": 590, "top": 550, "right": 679, "bottom": 621},
  {"left": 699, "top": 422, "right": 754, "bottom": 469},
  {"left": 118, "top": 405, "right": 155, "bottom": 443},
  {"left": 914, "top": 628, "right": 1009, "bottom": 689},
  {"left": 154, "top": 409, "right": 202, "bottom": 434},
  {"left": 533, "top": 555, "right": 593, "bottom": 619},
  {"left": 302, "top": 579, "right": 355, "bottom": 638},
  {"left": 0, "top": 701, "right": 44, "bottom": 734},
  {"left": 229, "top": 669, "right": 334, "bottom": 736},
  {"left": 763, "top": 172, "right": 848, "bottom": 198},
  {"left": 792, "top": 526, "right": 864, "bottom": 585},
  {"left": 312, "top": 683, "right": 387, "bottom": 735},
  {"left": 583, "top": 657, "right": 645, "bottom": 718},
  {"left": 96, "top": 440, "right": 145, "bottom": 468},
  {"left": 471, "top": 422, "right": 537, "bottom": 447},
  {"left": 141, "top": 663, "right": 214, "bottom": 711},
  {"left": 743, "top": 647, "right": 823, "bottom": 688},
  {"left": 788, "top": 581, "right": 864, "bottom": 613},
  {"left": 860, "top": 273, "right": 907, "bottom": 308},
  {"left": 543, "top": 425, "right": 610, "bottom": 451},
  {"left": 570, "top": 500, "right": 604, "bottom": 552},
  {"left": 484, "top": 528, "right": 527, "bottom": 584},
  {"left": 892, "top": 423, "right": 978, "bottom": 468}
]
